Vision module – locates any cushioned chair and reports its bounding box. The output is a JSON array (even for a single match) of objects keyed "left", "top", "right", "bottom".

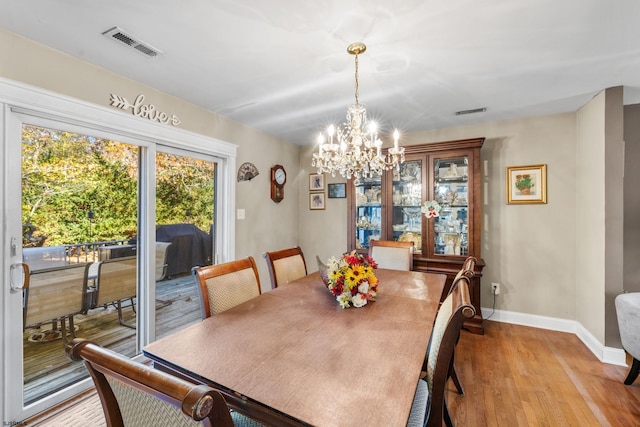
[
  {"left": 368, "top": 239, "right": 414, "bottom": 271},
  {"left": 446, "top": 256, "right": 477, "bottom": 395},
  {"left": 193, "top": 257, "right": 261, "bottom": 319},
  {"left": 615, "top": 292, "right": 640, "bottom": 385},
  {"left": 262, "top": 246, "right": 307, "bottom": 289},
  {"left": 409, "top": 277, "right": 475, "bottom": 427},
  {"left": 65, "top": 338, "right": 262, "bottom": 427}
]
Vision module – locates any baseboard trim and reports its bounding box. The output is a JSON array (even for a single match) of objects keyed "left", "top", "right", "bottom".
[{"left": 481, "top": 307, "right": 627, "bottom": 367}]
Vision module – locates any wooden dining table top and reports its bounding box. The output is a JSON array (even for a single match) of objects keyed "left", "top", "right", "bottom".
[{"left": 143, "top": 268, "right": 447, "bottom": 427}]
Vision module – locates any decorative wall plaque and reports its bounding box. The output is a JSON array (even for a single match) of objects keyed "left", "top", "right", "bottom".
[{"left": 110, "top": 93, "right": 181, "bottom": 126}]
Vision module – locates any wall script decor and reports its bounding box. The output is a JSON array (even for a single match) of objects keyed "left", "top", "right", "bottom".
[{"left": 110, "top": 93, "right": 181, "bottom": 126}]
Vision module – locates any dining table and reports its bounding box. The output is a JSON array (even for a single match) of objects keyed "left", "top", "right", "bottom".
[{"left": 143, "top": 268, "right": 447, "bottom": 427}]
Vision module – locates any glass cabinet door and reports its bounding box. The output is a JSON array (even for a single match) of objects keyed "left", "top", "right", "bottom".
[
  {"left": 390, "top": 160, "right": 423, "bottom": 254},
  {"left": 433, "top": 155, "right": 469, "bottom": 256},
  {"left": 354, "top": 177, "right": 382, "bottom": 250}
]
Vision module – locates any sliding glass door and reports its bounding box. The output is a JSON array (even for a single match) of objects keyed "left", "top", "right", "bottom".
[
  {"left": 154, "top": 148, "right": 218, "bottom": 339},
  {"left": 1, "top": 82, "right": 235, "bottom": 424}
]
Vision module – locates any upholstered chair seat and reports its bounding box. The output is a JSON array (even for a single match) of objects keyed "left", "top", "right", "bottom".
[{"left": 615, "top": 292, "right": 640, "bottom": 385}]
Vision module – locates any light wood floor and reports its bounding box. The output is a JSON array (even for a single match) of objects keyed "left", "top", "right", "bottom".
[{"left": 27, "top": 320, "right": 640, "bottom": 426}]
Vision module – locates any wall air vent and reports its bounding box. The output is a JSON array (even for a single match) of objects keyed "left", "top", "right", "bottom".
[
  {"left": 455, "top": 107, "right": 487, "bottom": 116},
  {"left": 102, "top": 27, "right": 162, "bottom": 58}
]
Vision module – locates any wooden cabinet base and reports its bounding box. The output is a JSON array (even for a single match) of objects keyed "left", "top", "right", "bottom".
[{"left": 414, "top": 256, "right": 485, "bottom": 335}]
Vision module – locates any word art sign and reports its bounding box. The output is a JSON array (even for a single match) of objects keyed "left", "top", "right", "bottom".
[{"left": 110, "top": 93, "right": 181, "bottom": 126}]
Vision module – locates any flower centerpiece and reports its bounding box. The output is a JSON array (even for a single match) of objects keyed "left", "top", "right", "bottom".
[{"left": 324, "top": 251, "right": 379, "bottom": 308}]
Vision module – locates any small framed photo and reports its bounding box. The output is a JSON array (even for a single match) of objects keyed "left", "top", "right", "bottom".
[
  {"left": 309, "top": 192, "right": 326, "bottom": 210},
  {"left": 506, "top": 164, "right": 547, "bottom": 204},
  {"left": 328, "top": 183, "right": 346, "bottom": 199},
  {"left": 309, "top": 173, "right": 324, "bottom": 191}
]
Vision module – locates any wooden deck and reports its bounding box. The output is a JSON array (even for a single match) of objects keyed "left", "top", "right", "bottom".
[{"left": 23, "top": 273, "right": 201, "bottom": 405}]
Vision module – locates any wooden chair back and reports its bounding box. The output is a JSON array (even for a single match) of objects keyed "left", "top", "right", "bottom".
[
  {"left": 368, "top": 239, "right": 414, "bottom": 271},
  {"left": 412, "top": 277, "right": 475, "bottom": 427},
  {"left": 65, "top": 338, "right": 235, "bottom": 427},
  {"left": 23, "top": 262, "right": 89, "bottom": 343},
  {"left": 193, "top": 256, "right": 261, "bottom": 319},
  {"left": 262, "top": 246, "right": 307, "bottom": 289}
]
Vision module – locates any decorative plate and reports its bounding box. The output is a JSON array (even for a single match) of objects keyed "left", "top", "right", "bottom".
[{"left": 237, "top": 162, "right": 259, "bottom": 182}]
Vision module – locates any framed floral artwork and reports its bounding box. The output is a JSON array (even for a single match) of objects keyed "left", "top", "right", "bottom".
[
  {"left": 309, "top": 173, "right": 324, "bottom": 191},
  {"left": 506, "top": 164, "right": 547, "bottom": 204}
]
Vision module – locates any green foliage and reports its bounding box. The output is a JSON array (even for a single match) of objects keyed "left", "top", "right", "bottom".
[{"left": 21, "top": 125, "right": 215, "bottom": 246}]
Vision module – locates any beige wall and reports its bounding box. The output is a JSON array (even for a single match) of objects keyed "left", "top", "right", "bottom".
[
  {"left": 624, "top": 104, "right": 640, "bottom": 294},
  {"left": 302, "top": 113, "right": 581, "bottom": 319},
  {"left": 0, "top": 28, "right": 300, "bottom": 289}
]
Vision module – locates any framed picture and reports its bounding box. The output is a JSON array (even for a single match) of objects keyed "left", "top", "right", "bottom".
[
  {"left": 506, "top": 164, "right": 547, "bottom": 204},
  {"left": 309, "top": 173, "right": 324, "bottom": 191},
  {"left": 328, "top": 183, "right": 346, "bottom": 198},
  {"left": 309, "top": 192, "right": 326, "bottom": 210}
]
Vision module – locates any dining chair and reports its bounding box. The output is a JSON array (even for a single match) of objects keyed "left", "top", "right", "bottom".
[
  {"left": 65, "top": 338, "right": 262, "bottom": 427},
  {"left": 262, "top": 246, "right": 307, "bottom": 289},
  {"left": 446, "top": 255, "right": 477, "bottom": 395},
  {"left": 409, "top": 277, "right": 475, "bottom": 427},
  {"left": 155, "top": 241, "right": 172, "bottom": 281},
  {"left": 368, "top": 239, "right": 414, "bottom": 271},
  {"left": 193, "top": 257, "right": 262, "bottom": 319},
  {"left": 615, "top": 292, "right": 640, "bottom": 385}
]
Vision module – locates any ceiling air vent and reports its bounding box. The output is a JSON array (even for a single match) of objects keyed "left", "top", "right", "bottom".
[
  {"left": 102, "top": 27, "right": 162, "bottom": 58},
  {"left": 455, "top": 107, "right": 487, "bottom": 116}
]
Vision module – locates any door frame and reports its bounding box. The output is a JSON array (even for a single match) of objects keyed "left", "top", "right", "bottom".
[{"left": 0, "top": 78, "right": 237, "bottom": 422}]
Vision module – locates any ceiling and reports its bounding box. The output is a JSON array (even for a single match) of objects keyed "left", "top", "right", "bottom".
[{"left": 2, "top": 0, "right": 640, "bottom": 146}]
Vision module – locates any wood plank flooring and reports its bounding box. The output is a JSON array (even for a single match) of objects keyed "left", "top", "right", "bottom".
[
  {"left": 448, "top": 321, "right": 640, "bottom": 426},
  {"left": 27, "top": 320, "right": 640, "bottom": 426}
]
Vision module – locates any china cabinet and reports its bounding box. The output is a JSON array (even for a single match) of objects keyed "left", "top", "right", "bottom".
[{"left": 346, "top": 137, "right": 486, "bottom": 333}]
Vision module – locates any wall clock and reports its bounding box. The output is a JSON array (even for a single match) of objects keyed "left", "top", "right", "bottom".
[{"left": 270, "top": 164, "right": 286, "bottom": 203}]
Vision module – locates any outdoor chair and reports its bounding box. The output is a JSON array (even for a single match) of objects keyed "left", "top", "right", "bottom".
[
  {"left": 156, "top": 241, "right": 172, "bottom": 281},
  {"left": 65, "top": 338, "right": 262, "bottom": 427},
  {"left": 193, "top": 257, "right": 262, "bottom": 319},
  {"left": 94, "top": 256, "right": 137, "bottom": 328},
  {"left": 22, "top": 262, "right": 90, "bottom": 344},
  {"left": 262, "top": 246, "right": 307, "bottom": 289},
  {"left": 368, "top": 239, "right": 414, "bottom": 271},
  {"left": 409, "top": 277, "right": 475, "bottom": 427}
]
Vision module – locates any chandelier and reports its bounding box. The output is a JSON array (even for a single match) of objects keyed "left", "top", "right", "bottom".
[{"left": 312, "top": 42, "right": 405, "bottom": 185}]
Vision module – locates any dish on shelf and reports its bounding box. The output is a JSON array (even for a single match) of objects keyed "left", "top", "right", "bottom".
[
  {"left": 398, "top": 231, "right": 421, "bottom": 251},
  {"left": 392, "top": 224, "right": 408, "bottom": 231}
]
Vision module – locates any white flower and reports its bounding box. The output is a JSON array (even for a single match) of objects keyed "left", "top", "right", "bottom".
[
  {"left": 358, "top": 281, "right": 370, "bottom": 294},
  {"left": 351, "top": 293, "right": 367, "bottom": 308},
  {"left": 327, "top": 256, "right": 345, "bottom": 274},
  {"left": 337, "top": 293, "right": 351, "bottom": 308}
]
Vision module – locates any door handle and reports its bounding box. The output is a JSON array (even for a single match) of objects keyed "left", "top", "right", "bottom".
[{"left": 10, "top": 263, "right": 28, "bottom": 293}]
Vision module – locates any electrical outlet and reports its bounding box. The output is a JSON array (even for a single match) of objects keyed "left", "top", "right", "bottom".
[{"left": 491, "top": 282, "right": 500, "bottom": 295}]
